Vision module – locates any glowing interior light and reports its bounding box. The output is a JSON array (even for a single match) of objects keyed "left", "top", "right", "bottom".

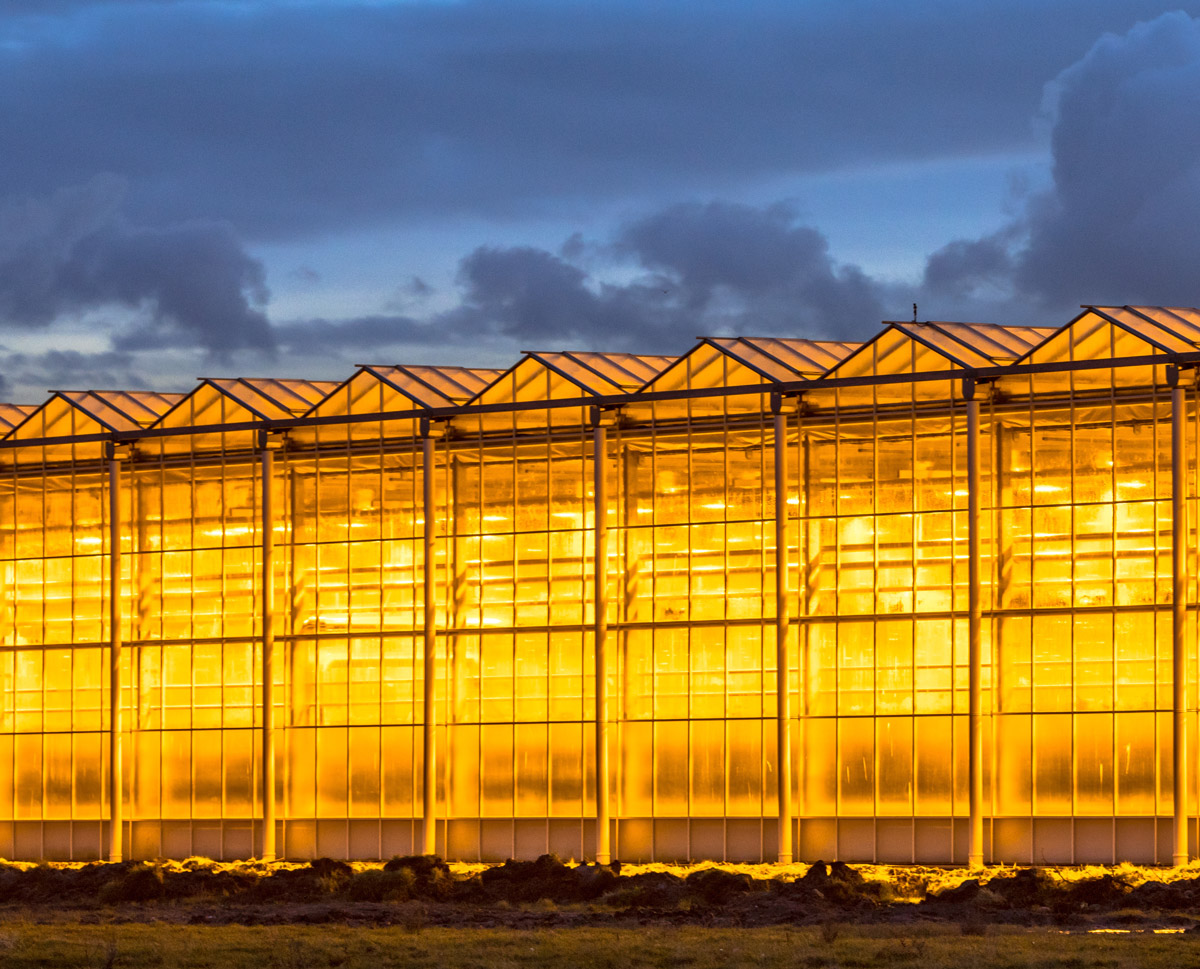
[
  {"left": 201, "top": 525, "right": 254, "bottom": 538},
  {"left": 5, "top": 325, "right": 1193, "bottom": 869}
]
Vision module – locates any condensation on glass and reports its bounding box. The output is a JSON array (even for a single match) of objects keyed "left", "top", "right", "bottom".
[{"left": 0, "top": 306, "right": 1197, "bottom": 865}]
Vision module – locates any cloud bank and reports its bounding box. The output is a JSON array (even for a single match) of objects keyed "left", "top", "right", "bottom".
[
  {"left": 0, "top": 175, "right": 272, "bottom": 359},
  {"left": 924, "top": 11, "right": 1200, "bottom": 311},
  {"left": 274, "top": 9, "right": 1200, "bottom": 360},
  {"left": 0, "top": 0, "right": 1190, "bottom": 239},
  {"left": 273, "top": 201, "right": 893, "bottom": 357},
  {"left": 1, "top": 8, "right": 1200, "bottom": 400},
  {"left": 280, "top": 1, "right": 1200, "bottom": 360}
]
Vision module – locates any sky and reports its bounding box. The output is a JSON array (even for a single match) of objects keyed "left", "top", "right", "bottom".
[{"left": 0, "top": 0, "right": 1199, "bottom": 401}]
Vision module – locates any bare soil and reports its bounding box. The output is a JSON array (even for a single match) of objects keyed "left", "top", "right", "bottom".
[{"left": 1, "top": 855, "right": 1199, "bottom": 932}]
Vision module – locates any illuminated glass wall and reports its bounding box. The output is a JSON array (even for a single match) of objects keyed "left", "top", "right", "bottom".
[
  {"left": 794, "top": 390, "right": 982, "bottom": 863},
  {"left": 0, "top": 464, "right": 109, "bottom": 860},
  {"left": 0, "top": 316, "right": 1196, "bottom": 865},
  {"left": 613, "top": 404, "right": 780, "bottom": 862}
]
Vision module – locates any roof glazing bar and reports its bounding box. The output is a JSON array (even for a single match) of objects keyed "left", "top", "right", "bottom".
[{"left": 0, "top": 346, "right": 1192, "bottom": 450}]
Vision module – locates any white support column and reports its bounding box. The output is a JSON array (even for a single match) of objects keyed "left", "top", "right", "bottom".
[
  {"left": 107, "top": 442, "right": 123, "bottom": 863},
  {"left": 260, "top": 432, "right": 278, "bottom": 862},
  {"left": 1171, "top": 374, "right": 1189, "bottom": 866},
  {"left": 772, "top": 394, "right": 793, "bottom": 863},
  {"left": 965, "top": 380, "right": 985, "bottom": 869},
  {"left": 421, "top": 425, "right": 439, "bottom": 856},
  {"left": 593, "top": 409, "right": 612, "bottom": 865}
]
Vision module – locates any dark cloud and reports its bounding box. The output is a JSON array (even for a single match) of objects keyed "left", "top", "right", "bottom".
[
  {"left": 278, "top": 200, "right": 893, "bottom": 356},
  {"left": 923, "top": 12, "right": 1200, "bottom": 312},
  {"left": 0, "top": 176, "right": 273, "bottom": 358},
  {"left": 274, "top": 313, "right": 433, "bottom": 353},
  {"left": 7, "top": 7, "right": 1200, "bottom": 389},
  {"left": 0, "top": 348, "right": 145, "bottom": 397},
  {"left": 452, "top": 245, "right": 624, "bottom": 344},
  {"left": 921, "top": 228, "right": 1019, "bottom": 301},
  {"left": 0, "top": 0, "right": 1193, "bottom": 239},
  {"left": 619, "top": 201, "right": 887, "bottom": 338}
]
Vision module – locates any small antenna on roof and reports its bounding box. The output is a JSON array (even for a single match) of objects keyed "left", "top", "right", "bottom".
[{"left": 912, "top": 303, "right": 918, "bottom": 323}]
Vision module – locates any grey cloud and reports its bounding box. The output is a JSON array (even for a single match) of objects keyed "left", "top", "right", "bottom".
[
  {"left": 452, "top": 246, "right": 617, "bottom": 344},
  {"left": 619, "top": 201, "right": 887, "bottom": 338},
  {"left": 279, "top": 200, "right": 896, "bottom": 357},
  {"left": 0, "top": 175, "right": 125, "bottom": 324},
  {"left": 382, "top": 276, "right": 434, "bottom": 313},
  {"left": 0, "top": 176, "right": 273, "bottom": 358},
  {"left": 921, "top": 229, "right": 1018, "bottom": 301},
  {"left": 923, "top": 12, "right": 1200, "bottom": 312},
  {"left": 0, "top": 0, "right": 1195, "bottom": 239},
  {"left": 0, "top": 348, "right": 146, "bottom": 399},
  {"left": 274, "top": 313, "right": 434, "bottom": 354},
  {"left": 274, "top": 249, "right": 671, "bottom": 356}
]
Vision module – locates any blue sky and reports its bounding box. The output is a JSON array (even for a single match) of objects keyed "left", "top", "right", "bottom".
[{"left": 0, "top": 0, "right": 1198, "bottom": 399}]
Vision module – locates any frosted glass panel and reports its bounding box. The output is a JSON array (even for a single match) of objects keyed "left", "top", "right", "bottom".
[{"left": 0, "top": 328, "right": 1186, "bottom": 866}]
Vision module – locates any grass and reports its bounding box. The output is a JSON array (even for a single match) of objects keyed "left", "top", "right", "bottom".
[{"left": 0, "top": 924, "right": 1190, "bottom": 968}]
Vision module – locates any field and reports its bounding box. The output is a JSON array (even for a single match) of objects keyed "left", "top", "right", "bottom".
[
  {"left": 0, "top": 858, "right": 1197, "bottom": 965},
  {"left": 0, "top": 924, "right": 1190, "bottom": 969}
]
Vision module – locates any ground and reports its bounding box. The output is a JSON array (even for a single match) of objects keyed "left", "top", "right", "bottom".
[
  {"left": 0, "top": 924, "right": 1192, "bottom": 968},
  {"left": 0, "top": 857, "right": 1199, "bottom": 965}
]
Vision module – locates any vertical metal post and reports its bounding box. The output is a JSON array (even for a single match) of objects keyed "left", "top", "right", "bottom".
[
  {"left": 260, "top": 434, "right": 277, "bottom": 862},
  {"left": 1172, "top": 376, "right": 1189, "bottom": 865},
  {"left": 800, "top": 433, "right": 815, "bottom": 811},
  {"left": 621, "top": 449, "right": 640, "bottom": 723},
  {"left": 965, "top": 381, "right": 984, "bottom": 868},
  {"left": 421, "top": 426, "right": 438, "bottom": 856},
  {"left": 446, "top": 454, "right": 464, "bottom": 841},
  {"left": 772, "top": 396, "right": 793, "bottom": 863},
  {"left": 593, "top": 410, "right": 612, "bottom": 864},
  {"left": 107, "top": 443, "right": 123, "bottom": 863}
]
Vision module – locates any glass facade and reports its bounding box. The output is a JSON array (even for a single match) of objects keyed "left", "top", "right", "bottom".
[{"left": 0, "top": 307, "right": 1199, "bottom": 864}]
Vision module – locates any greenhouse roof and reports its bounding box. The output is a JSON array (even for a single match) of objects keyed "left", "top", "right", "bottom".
[
  {"left": 198, "top": 378, "right": 336, "bottom": 420},
  {"left": 9, "top": 390, "right": 184, "bottom": 439},
  {"left": 0, "top": 404, "right": 34, "bottom": 432},
  {"left": 470, "top": 351, "right": 674, "bottom": 406},
  {"left": 641, "top": 337, "right": 858, "bottom": 396},
  {"left": 2, "top": 305, "right": 1199, "bottom": 449},
  {"left": 343, "top": 365, "right": 500, "bottom": 409}
]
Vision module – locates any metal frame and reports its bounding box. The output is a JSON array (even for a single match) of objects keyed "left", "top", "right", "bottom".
[{"left": 1, "top": 307, "right": 1198, "bottom": 866}]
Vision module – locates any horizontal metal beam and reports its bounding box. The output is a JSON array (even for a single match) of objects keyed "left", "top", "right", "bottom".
[{"left": 0, "top": 350, "right": 1195, "bottom": 453}]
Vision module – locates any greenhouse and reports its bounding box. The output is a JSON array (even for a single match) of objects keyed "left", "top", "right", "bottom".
[{"left": 1, "top": 304, "right": 1200, "bottom": 866}]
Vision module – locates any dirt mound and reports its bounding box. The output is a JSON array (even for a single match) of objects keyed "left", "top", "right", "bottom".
[
  {"left": 1123, "top": 877, "right": 1200, "bottom": 911},
  {"left": 924, "top": 868, "right": 1143, "bottom": 916},
  {"left": 479, "top": 854, "right": 617, "bottom": 903},
  {"left": 0, "top": 858, "right": 1191, "bottom": 931},
  {"left": 776, "top": 860, "right": 888, "bottom": 910},
  {"left": 684, "top": 868, "right": 758, "bottom": 905}
]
